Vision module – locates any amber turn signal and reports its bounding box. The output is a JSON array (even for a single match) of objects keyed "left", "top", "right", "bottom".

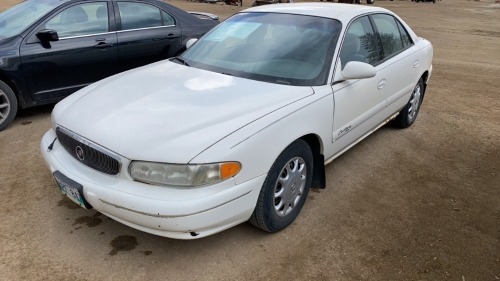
[{"left": 220, "top": 162, "right": 241, "bottom": 180}]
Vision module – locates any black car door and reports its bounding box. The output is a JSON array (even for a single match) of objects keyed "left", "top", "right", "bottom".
[
  {"left": 114, "top": 1, "right": 182, "bottom": 72},
  {"left": 20, "top": 1, "right": 118, "bottom": 101}
]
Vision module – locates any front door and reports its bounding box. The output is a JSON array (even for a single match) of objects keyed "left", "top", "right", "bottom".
[
  {"left": 331, "top": 15, "right": 387, "bottom": 154},
  {"left": 20, "top": 1, "right": 118, "bottom": 101}
]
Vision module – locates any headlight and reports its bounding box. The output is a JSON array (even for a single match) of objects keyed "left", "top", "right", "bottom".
[{"left": 129, "top": 161, "right": 241, "bottom": 187}]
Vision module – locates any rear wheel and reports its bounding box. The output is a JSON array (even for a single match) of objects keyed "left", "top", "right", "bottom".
[
  {"left": 393, "top": 78, "right": 424, "bottom": 128},
  {"left": 0, "top": 81, "right": 17, "bottom": 131},
  {"left": 250, "top": 139, "right": 313, "bottom": 232}
]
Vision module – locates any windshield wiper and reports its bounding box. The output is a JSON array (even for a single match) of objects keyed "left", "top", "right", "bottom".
[
  {"left": 171, "top": 57, "right": 190, "bottom": 66},
  {"left": 274, "top": 79, "right": 291, "bottom": 85}
]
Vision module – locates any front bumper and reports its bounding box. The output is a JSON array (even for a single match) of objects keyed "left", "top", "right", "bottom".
[{"left": 41, "top": 129, "right": 265, "bottom": 239}]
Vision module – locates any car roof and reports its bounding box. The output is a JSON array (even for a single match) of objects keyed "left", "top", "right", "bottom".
[{"left": 242, "top": 3, "right": 391, "bottom": 22}]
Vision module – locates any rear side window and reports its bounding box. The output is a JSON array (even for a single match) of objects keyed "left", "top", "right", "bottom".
[
  {"left": 118, "top": 2, "right": 162, "bottom": 30},
  {"left": 372, "top": 14, "right": 409, "bottom": 60},
  {"left": 162, "top": 11, "right": 175, "bottom": 26},
  {"left": 396, "top": 20, "right": 413, "bottom": 48},
  {"left": 118, "top": 2, "right": 175, "bottom": 30}
]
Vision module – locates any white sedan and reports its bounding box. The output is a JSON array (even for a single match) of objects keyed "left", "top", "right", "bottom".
[{"left": 41, "top": 3, "right": 433, "bottom": 239}]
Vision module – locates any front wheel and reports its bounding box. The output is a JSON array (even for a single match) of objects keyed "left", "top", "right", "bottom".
[
  {"left": 393, "top": 78, "right": 424, "bottom": 128},
  {"left": 250, "top": 139, "right": 313, "bottom": 233},
  {"left": 0, "top": 81, "right": 18, "bottom": 131}
]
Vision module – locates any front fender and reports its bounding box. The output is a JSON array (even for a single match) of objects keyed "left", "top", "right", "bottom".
[{"left": 190, "top": 87, "right": 334, "bottom": 186}]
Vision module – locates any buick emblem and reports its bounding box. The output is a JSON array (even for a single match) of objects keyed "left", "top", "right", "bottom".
[{"left": 75, "top": 146, "right": 84, "bottom": 161}]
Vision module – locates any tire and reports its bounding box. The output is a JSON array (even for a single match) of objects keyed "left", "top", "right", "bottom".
[
  {"left": 366, "top": 0, "right": 375, "bottom": 4},
  {"left": 393, "top": 78, "right": 424, "bottom": 128},
  {"left": 0, "top": 81, "right": 18, "bottom": 131},
  {"left": 250, "top": 139, "right": 313, "bottom": 233}
]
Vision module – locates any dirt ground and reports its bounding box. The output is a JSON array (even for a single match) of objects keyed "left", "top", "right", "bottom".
[{"left": 0, "top": 0, "right": 498, "bottom": 280}]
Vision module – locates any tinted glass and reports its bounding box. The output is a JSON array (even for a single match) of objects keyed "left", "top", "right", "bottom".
[
  {"left": 162, "top": 11, "right": 175, "bottom": 26},
  {"left": 339, "top": 16, "right": 382, "bottom": 69},
  {"left": 118, "top": 2, "right": 162, "bottom": 30},
  {"left": 181, "top": 12, "right": 341, "bottom": 86},
  {"left": 46, "top": 2, "right": 109, "bottom": 38},
  {"left": 0, "top": 0, "right": 62, "bottom": 39},
  {"left": 372, "top": 14, "right": 404, "bottom": 59},
  {"left": 397, "top": 20, "right": 413, "bottom": 48}
]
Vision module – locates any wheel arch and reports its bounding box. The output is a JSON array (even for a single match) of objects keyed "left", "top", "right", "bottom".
[
  {"left": 0, "top": 72, "right": 20, "bottom": 102},
  {"left": 0, "top": 70, "right": 32, "bottom": 109}
]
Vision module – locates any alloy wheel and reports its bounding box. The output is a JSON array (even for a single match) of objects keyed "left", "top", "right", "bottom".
[{"left": 0, "top": 89, "right": 11, "bottom": 125}]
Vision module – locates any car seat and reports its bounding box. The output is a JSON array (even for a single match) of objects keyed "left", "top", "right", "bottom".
[
  {"left": 61, "top": 6, "right": 89, "bottom": 24},
  {"left": 339, "top": 33, "right": 366, "bottom": 69}
]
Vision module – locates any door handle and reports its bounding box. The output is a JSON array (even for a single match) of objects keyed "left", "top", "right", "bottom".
[
  {"left": 166, "top": 33, "right": 179, "bottom": 39},
  {"left": 413, "top": 60, "right": 420, "bottom": 68},
  {"left": 377, "top": 79, "right": 386, "bottom": 90},
  {"left": 94, "top": 42, "right": 113, "bottom": 49}
]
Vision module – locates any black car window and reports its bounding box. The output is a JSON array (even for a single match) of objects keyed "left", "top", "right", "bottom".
[
  {"left": 45, "top": 2, "right": 109, "bottom": 38},
  {"left": 118, "top": 2, "right": 166, "bottom": 30},
  {"left": 162, "top": 11, "right": 175, "bottom": 26},
  {"left": 339, "top": 16, "right": 382, "bottom": 69},
  {"left": 372, "top": 14, "right": 406, "bottom": 60}
]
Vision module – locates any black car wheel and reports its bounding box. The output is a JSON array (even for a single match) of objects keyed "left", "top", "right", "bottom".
[
  {"left": 0, "top": 81, "right": 17, "bottom": 131},
  {"left": 367, "top": 0, "right": 375, "bottom": 3},
  {"left": 250, "top": 139, "right": 313, "bottom": 232},
  {"left": 393, "top": 78, "right": 424, "bottom": 128}
]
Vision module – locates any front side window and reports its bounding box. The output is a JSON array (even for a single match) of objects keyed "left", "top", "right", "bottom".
[
  {"left": 118, "top": 2, "right": 166, "bottom": 30},
  {"left": 0, "top": 0, "right": 61, "bottom": 39},
  {"left": 372, "top": 14, "right": 405, "bottom": 60},
  {"left": 45, "top": 2, "right": 109, "bottom": 38},
  {"left": 181, "top": 12, "right": 341, "bottom": 86},
  {"left": 339, "top": 16, "right": 382, "bottom": 69}
]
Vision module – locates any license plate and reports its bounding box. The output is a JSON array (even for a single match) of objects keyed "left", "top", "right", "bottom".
[{"left": 53, "top": 171, "right": 92, "bottom": 209}]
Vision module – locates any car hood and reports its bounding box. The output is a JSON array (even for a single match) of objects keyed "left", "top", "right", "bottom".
[{"left": 54, "top": 61, "right": 313, "bottom": 163}]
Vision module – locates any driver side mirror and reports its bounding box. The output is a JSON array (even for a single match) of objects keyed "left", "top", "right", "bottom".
[
  {"left": 36, "top": 29, "right": 59, "bottom": 43},
  {"left": 334, "top": 61, "right": 376, "bottom": 83}
]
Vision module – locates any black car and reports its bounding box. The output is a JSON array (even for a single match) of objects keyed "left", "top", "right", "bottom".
[{"left": 0, "top": 0, "right": 219, "bottom": 131}]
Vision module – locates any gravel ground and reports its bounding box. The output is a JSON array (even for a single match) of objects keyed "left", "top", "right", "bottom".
[{"left": 0, "top": 0, "right": 498, "bottom": 280}]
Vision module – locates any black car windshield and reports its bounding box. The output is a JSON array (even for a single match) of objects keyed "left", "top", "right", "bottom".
[
  {"left": 181, "top": 12, "right": 341, "bottom": 86},
  {"left": 0, "top": 0, "right": 63, "bottom": 39}
]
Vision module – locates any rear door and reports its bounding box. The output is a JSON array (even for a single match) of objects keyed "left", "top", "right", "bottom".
[
  {"left": 370, "top": 14, "right": 420, "bottom": 114},
  {"left": 114, "top": 1, "right": 182, "bottom": 72},
  {"left": 20, "top": 1, "right": 118, "bottom": 101}
]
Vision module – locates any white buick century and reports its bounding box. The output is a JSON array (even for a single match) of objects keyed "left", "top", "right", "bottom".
[{"left": 41, "top": 3, "right": 433, "bottom": 239}]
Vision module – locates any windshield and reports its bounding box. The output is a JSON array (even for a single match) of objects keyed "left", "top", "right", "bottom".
[
  {"left": 181, "top": 12, "right": 341, "bottom": 86},
  {"left": 0, "top": 0, "right": 63, "bottom": 39}
]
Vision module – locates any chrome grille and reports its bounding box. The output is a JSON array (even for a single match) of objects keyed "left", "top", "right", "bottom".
[{"left": 56, "top": 127, "right": 121, "bottom": 175}]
